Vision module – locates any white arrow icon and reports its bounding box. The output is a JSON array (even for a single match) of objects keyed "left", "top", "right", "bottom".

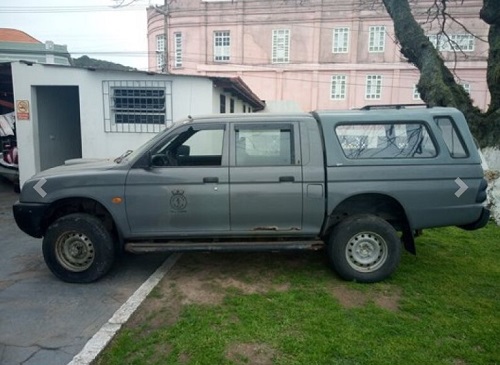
[
  {"left": 34, "top": 178, "right": 47, "bottom": 198},
  {"left": 454, "top": 177, "right": 468, "bottom": 198}
]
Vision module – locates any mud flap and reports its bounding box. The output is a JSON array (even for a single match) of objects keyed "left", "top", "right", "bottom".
[{"left": 402, "top": 223, "right": 416, "bottom": 255}]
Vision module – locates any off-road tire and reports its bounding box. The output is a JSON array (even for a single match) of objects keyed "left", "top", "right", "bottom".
[
  {"left": 327, "top": 214, "right": 401, "bottom": 283},
  {"left": 43, "top": 213, "right": 115, "bottom": 283}
]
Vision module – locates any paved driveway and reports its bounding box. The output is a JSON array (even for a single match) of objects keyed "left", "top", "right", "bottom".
[{"left": 0, "top": 179, "right": 168, "bottom": 365}]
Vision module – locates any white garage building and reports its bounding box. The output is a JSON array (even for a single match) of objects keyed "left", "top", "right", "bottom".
[{"left": 3, "top": 61, "right": 264, "bottom": 185}]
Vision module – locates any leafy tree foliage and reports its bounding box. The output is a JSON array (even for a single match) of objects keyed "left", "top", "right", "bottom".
[{"left": 72, "top": 55, "right": 137, "bottom": 72}]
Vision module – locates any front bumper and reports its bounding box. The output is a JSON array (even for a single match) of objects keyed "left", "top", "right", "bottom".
[
  {"left": 12, "top": 201, "right": 50, "bottom": 238},
  {"left": 459, "top": 207, "right": 491, "bottom": 231}
]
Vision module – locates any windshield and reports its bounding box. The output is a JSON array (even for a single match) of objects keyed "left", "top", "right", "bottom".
[{"left": 115, "top": 120, "right": 185, "bottom": 164}]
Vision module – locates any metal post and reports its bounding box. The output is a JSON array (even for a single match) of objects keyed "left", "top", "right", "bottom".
[
  {"left": 155, "top": 1, "right": 169, "bottom": 73},
  {"left": 164, "top": 0, "right": 169, "bottom": 73}
]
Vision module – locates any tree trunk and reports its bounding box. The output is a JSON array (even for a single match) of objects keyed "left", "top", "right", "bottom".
[
  {"left": 381, "top": 0, "right": 499, "bottom": 148},
  {"left": 481, "top": 0, "right": 500, "bottom": 113}
]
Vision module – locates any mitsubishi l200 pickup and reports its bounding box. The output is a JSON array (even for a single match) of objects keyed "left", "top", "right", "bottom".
[{"left": 13, "top": 105, "right": 490, "bottom": 283}]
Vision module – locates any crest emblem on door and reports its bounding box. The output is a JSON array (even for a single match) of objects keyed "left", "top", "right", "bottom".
[{"left": 170, "top": 189, "right": 188, "bottom": 212}]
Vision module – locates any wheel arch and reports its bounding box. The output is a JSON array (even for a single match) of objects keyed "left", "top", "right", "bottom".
[
  {"left": 323, "top": 193, "right": 411, "bottom": 235},
  {"left": 42, "top": 197, "right": 123, "bottom": 251}
]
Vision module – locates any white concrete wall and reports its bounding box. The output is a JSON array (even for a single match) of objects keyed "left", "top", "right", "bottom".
[
  {"left": 211, "top": 89, "right": 255, "bottom": 114},
  {"left": 482, "top": 147, "right": 500, "bottom": 171},
  {"left": 11, "top": 62, "right": 216, "bottom": 184},
  {"left": 489, "top": 176, "right": 500, "bottom": 225},
  {"left": 482, "top": 148, "right": 500, "bottom": 225}
]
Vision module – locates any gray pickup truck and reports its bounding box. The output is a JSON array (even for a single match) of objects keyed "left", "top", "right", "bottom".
[{"left": 13, "top": 105, "right": 490, "bottom": 283}]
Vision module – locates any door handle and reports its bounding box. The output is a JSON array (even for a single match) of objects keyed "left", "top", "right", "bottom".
[
  {"left": 279, "top": 176, "right": 295, "bottom": 182},
  {"left": 203, "top": 177, "right": 219, "bottom": 183}
]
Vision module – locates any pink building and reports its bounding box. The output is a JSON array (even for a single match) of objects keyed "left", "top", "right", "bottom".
[{"left": 147, "top": 0, "right": 489, "bottom": 112}]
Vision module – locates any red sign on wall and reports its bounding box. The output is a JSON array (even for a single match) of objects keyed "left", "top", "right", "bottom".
[{"left": 16, "top": 100, "right": 30, "bottom": 120}]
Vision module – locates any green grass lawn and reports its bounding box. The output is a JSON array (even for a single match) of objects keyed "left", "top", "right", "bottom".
[{"left": 95, "top": 224, "right": 500, "bottom": 365}]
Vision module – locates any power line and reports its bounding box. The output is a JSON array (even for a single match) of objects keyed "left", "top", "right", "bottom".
[
  {"left": 0, "top": 4, "right": 148, "bottom": 13},
  {"left": 67, "top": 51, "right": 489, "bottom": 93}
]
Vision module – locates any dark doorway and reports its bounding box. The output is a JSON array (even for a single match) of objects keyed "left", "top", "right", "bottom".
[{"left": 35, "top": 86, "right": 82, "bottom": 171}]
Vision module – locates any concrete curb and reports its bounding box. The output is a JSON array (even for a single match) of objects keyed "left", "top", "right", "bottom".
[{"left": 67, "top": 253, "right": 182, "bottom": 365}]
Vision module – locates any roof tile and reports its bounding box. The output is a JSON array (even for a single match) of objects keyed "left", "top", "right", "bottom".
[{"left": 0, "top": 28, "right": 41, "bottom": 43}]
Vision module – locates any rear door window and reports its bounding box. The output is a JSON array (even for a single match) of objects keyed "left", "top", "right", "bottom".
[{"left": 235, "top": 125, "right": 294, "bottom": 166}]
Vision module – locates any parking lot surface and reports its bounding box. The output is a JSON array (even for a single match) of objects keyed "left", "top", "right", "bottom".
[{"left": 0, "top": 179, "right": 168, "bottom": 365}]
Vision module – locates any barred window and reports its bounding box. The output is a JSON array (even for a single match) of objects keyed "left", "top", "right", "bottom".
[{"left": 103, "top": 80, "right": 173, "bottom": 133}]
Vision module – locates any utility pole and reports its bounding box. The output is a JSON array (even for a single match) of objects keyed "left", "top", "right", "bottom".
[{"left": 155, "top": 1, "right": 169, "bottom": 73}]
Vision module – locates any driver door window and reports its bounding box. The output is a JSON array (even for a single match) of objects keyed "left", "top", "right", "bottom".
[{"left": 151, "top": 126, "right": 225, "bottom": 167}]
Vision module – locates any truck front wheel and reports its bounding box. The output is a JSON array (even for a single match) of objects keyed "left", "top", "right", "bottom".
[
  {"left": 43, "top": 213, "right": 115, "bottom": 283},
  {"left": 327, "top": 214, "right": 401, "bottom": 283}
]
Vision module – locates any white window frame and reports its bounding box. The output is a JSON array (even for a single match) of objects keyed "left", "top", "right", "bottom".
[
  {"left": 214, "top": 31, "right": 231, "bottom": 62},
  {"left": 365, "top": 75, "right": 382, "bottom": 100},
  {"left": 369, "top": 26, "right": 386, "bottom": 53},
  {"left": 451, "top": 34, "right": 475, "bottom": 51},
  {"left": 272, "top": 29, "right": 290, "bottom": 64},
  {"left": 174, "top": 32, "right": 182, "bottom": 68},
  {"left": 156, "top": 34, "right": 165, "bottom": 52},
  {"left": 332, "top": 27, "right": 349, "bottom": 53},
  {"left": 156, "top": 34, "right": 166, "bottom": 71},
  {"left": 413, "top": 84, "right": 421, "bottom": 100},
  {"left": 156, "top": 52, "right": 165, "bottom": 71},
  {"left": 331, "top": 75, "right": 347, "bottom": 100},
  {"left": 461, "top": 83, "right": 471, "bottom": 95},
  {"left": 428, "top": 34, "right": 475, "bottom": 52}
]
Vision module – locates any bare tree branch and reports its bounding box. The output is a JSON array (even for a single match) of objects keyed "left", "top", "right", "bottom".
[{"left": 112, "top": 0, "right": 137, "bottom": 8}]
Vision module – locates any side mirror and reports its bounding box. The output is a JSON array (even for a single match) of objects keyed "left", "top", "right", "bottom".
[
  {"left": 133, "top": 150, "right": 152, "bottom": 169},
  {"left": 176, "top": 145, "right": 190, "bottom": 157}
]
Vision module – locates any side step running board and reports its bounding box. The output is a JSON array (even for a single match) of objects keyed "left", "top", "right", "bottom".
[{"left": 125, "top": 240, "right": 325, "bottom": 254}]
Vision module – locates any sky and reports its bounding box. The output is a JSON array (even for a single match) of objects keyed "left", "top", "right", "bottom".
[{"left": 0, "top": 0, "right": 163, "bottom": 70}]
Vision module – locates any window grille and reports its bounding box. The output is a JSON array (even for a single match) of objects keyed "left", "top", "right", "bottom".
[{"left": 103, "top": 80, "right": 172, "bottom": 133}]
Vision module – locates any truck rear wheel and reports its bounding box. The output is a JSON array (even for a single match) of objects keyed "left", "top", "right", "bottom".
[
  {"left": 327, "top": 214, "right": 401, "bottom": 283},
  {"left": 43, "top": 213, "right": 115, "bottom": 283}
]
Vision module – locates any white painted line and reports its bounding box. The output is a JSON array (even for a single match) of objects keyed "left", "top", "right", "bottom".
[{"left": 67, "top": 253, "right": 181, "bottom": 365}]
